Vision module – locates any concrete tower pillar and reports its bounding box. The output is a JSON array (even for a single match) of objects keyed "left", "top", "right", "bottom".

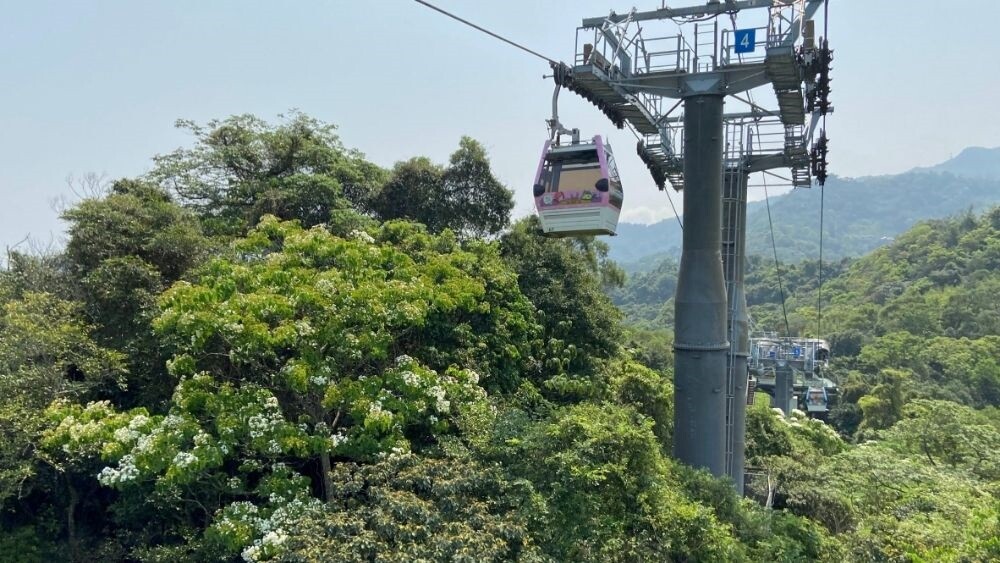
[
  {"left": 673, "top": 94, "right": 729, "bottom": 477},
  {"left": 775, "top": 361, "right": 794, "bottom": 415}
]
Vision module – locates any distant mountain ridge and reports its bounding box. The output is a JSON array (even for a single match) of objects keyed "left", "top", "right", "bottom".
[
  {"left": 606, "top": 147, "right": 1000, "bottom": 267},
  {"left": 916, "top": 146, "right": 1000, "bottom": 179}
]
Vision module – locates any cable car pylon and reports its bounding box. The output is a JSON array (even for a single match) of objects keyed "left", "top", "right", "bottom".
[
  {"left": 555, "top": 0, "right": 833, "bottom": 493},
  {"left": 410, "top": 0, "right": 834, "bottom": 494}
]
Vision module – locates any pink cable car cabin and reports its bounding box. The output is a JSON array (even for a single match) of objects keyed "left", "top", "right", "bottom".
[{"left": 533, "top": 135, "right": 623, "bottom": 237}]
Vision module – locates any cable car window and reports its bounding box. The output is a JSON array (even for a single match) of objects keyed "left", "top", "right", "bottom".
[
  {"left": 549, "top": 163, "right": 603, "bottom": 192},
  {"left": 606, "top": 152, "right": 621, "bottom": 182}
]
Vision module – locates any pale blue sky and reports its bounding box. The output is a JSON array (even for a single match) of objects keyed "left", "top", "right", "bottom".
[{"left": 2, "top": 0, "right": 999, "bottom": 249}]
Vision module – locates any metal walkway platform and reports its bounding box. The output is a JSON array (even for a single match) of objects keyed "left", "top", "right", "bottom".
[{"left": 570, "top": 65, "right": 661, "bottom": 135}]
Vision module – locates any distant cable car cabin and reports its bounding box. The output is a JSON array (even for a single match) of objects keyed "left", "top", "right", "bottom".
[
  {"left": 533, "top": 135, "right": 623, "bottom": 237},
  {"left": 805, "top": 386, "right": 829, "bottom": 414}
]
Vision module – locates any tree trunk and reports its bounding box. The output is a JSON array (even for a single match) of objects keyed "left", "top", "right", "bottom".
[
  {"left": 319, "top": 451, "right": 333, "bottom": 503},
  {"left": 67, "top": 477, "right": 79, "bottom": 561}
]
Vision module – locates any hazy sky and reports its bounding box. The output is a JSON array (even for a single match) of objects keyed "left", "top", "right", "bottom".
[{"left": 3, "top": 0, "right": 999, "bottom": 249}]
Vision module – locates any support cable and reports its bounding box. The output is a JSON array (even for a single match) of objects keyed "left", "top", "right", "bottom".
[
  {"left": 411, "top": 0, "right": 558, "bottom": 65},
  {"left": 666, "top": 186, "right": 683, "bottom": 231},
  {"left": 763, "top": 176, "right": 791, "bottom": 336},
  {"left": 817, "top": 178, "right": 825, "bottom": 335},
  {"left": 816, "top": 0, "right": 830, "bottom": 336}
]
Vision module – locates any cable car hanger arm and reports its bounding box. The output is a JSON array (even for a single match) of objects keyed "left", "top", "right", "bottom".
[{"left": 547, "top": 83, "right": 580, "bottom": 144}]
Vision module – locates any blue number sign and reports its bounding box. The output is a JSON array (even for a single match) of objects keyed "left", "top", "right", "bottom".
[{"left": 734, "top": 28, "right": 756, "bottom": 54}]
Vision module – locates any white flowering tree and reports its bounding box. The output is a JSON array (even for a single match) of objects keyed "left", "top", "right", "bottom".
[{"left": 43, "top": 216, "right": 525, "bottom": 559}]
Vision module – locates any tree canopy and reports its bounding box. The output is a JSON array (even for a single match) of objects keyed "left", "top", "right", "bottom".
[{"left": 3, "top": 111, "right": 1000, "bottom": 562}]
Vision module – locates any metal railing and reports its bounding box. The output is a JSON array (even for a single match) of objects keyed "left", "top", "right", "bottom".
[
  {"left": 576, "top": 26, "right": 697, "bottom": 76},
  {"left": 750, "top": 337, "right": 829, "bottom": 374},
  {"left": 746, "top": 117, "right": 792, "bottom": 155},
  {"left": 636, "top": 34, "right": 693, "bottom": 73},
  {"left": 574, "top": 27, "right": 630, "bottom": 77}
]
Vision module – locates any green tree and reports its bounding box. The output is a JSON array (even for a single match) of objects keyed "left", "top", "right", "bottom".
[
  {"left": 372, "top": 137, "right": 514, "bottom": 238},
  {"left": 62, "top": 179, "right": 209, "bottom": 408},
  {"left": 150, "top": 112, "right": 385, "bottom": 235},
  {"left": 500, "top": 217, "right": 624, "bottom": 400},
  {"left": 857, "top": 368, "right": 910, "bottom": 431},
  {"left": 0, "top": 293, "right": 125, "bottom": 558},
  {"left": 441, "top": 137, "right": 515, "bottom": 238},
  {"left": 153, "top": 217, "right": 525, "bottom": 503},
  {"left": 0, "top": 250, "right": 75, "bottom": 303},
  {"left": 881, "top": 399, "right": 1000, "bottom": 478},
  {"left": 510, "top": 403, "right": 740, "bottom": 562},
  {"left": 279, "top": 454, "right": 544, "bottom": 562},
  {"left": 371, "top": 157, "right": 445, "bottom": 234},
  {"left": 62, "top": 179, "right": 207, "bottom": 283}
]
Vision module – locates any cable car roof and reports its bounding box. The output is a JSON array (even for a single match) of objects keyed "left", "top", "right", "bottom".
[{"left": 544, "top": 139, "right": 609, "bottom": 165}]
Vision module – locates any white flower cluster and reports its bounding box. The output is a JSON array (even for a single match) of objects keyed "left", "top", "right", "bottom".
[
  {"left": 329, "top": 430, "right": 348, "bottom": 449},
  {"left": 172, "top": 451, "right": 199, "bottom": 469},
  {"left": 348, "top": 229, "right": 376, "bottom": 244},
  {"left": 465, "top": 369, "right": 480, "bottom": 385},
  {"left": 400, "top": 370, "right": 421, "bottom": 387},
  {"left": 266, "top": 439, "right": 282, "bottom": 454},
  {"left": 294, "top": 319, "right": 314, "bottom": 337},
  {"left": 97, "top": 454, "right": 140, "bottom": 486},
  {"left": 134, "top": 434, "right": 156, "bottom": 455},
  {"left": 241, "top": 530, "right": 288, "bottom": 562},
  {"left": 248, "top": 414, "right": 273, "bottom": 439},
  {"left": 216, "top": 502, "right": 259, "bottom": 539},
  {"left": 103, "top": 411, "right": 200, "bottom": 488},
  {"left": 427, "top": 385, "right": 450, "bottom": 413},
  {"left": 60, "top": 419, "right": 101, "bottom": 452},
  {"left": 315, "top": 278, "right": 335, "bottom": 294},
  {"left": 368, "top": 401, "right": 390, "bottom": 418},
  {"left": 219, "top": 495, "right": 321, "bottom": 562},
  {"left": 365, "top": 400, "right": 395, "bottom": 428},
  {"left": 395, "top": 354, "right": 413, "bottom": 366},
  {"left": 163, "top": 414, "right": 185, "bottom": 429},
  {"left": 193, "top": 431, "right": 212, "bottom": 447},
  {"left": 129, "top": 414, "right": 150, "bottom": 430},
  {"left": 113, "top": 425, "right": 142, "bottom": 444}
]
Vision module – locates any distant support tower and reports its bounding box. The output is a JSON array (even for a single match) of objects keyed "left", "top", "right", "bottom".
[
  {"left": 722, "top": 166, "right": 749, "bottom": 493},
  {"left": 559, "top": 0, "right": 832, "bottom": 487}
]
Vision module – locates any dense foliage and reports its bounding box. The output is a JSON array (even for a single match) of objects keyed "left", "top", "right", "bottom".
[
  {"left": 2, "top": 113, "right": 998, "bottom": 562},
  {"left": 611, "top": 200, "right": 1000, "bottom": 561}
]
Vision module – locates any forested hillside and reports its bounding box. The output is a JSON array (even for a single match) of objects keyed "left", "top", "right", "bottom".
[
  {"left": 761, "top": 208, "right": 1000, "bottom": 409},
  {"left": 607, "top": 147, "right": 1000, "bottom": 267},
  {"left": 2, "top": 114, "right": 999, "bottom": 562},
  {"left": 615, "top": 207, "right": 1000, "bottom": 410},
  {"left": 614, "top": 207, "right": 1000, "bottom": 561}
]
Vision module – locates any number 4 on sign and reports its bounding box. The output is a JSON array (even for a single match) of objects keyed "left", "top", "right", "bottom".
[{"left": 734, "top": 28, "right": 756, "bottom": 54}]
